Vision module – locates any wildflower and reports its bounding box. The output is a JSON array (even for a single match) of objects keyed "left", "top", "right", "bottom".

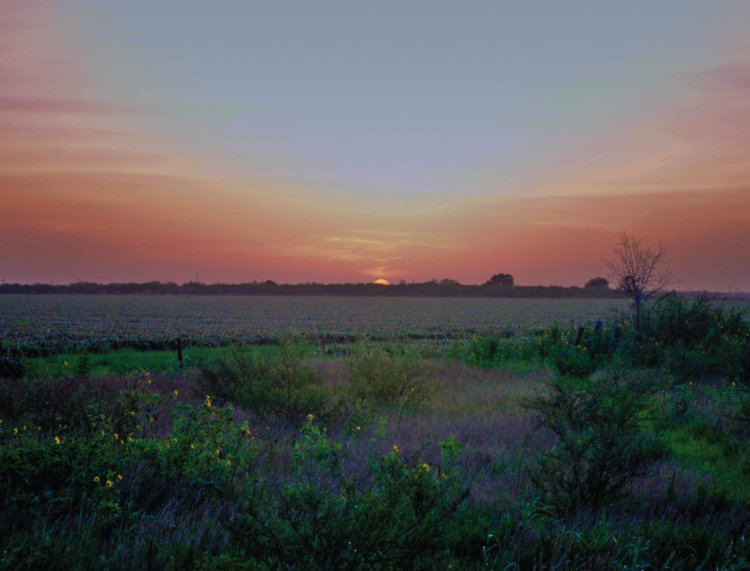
[
  {"left": 173, "top": 390, "right": 179, "bottom": 397},
  {"left": 307, "top": 413, "right": 314, "bottom": 421},
  {"left": 422, "top": 463, "right": 430, "bottom": 472},
  {"left": 130, "top": 410, "right": 136, "bottom": 416},
  {"left": 93, "top": 476, "right": 100, "bottom": 483},
  {"left": 13, "top": 428, "right": 18, "bottom": 435},
  {"left": 105, "top": 480, "right": 113, "bottom": 487},
  {"left": 354, "top": 426, "right": 361, "bottom": 432},
  {"left": 54, "top": 436, "right": 61, "bottom": 445},
  {"left": 205, "top": 395, "right": 212, "bottom": 408},
  {"left": 117, "top": 474, "right": 123, "bottom": 481},
  {"left": 63, "top": 361, "right": 68, "bottom": 367},
  {"left": 393, "top": 444, "right": 400, "bottom": 454},
  {"left": 114, "top": 433, "right": 118, "bottom": 440},
  {"left": 37, "top": 426, "right": 42, "bottom": 431}
]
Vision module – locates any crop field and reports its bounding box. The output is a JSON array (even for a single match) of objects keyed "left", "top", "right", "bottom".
[{"left": 0, "top": 294, "right": 629, "bottom": 356}]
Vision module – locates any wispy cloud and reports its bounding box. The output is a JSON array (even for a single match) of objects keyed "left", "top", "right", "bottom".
[{"left": 0, "top": 96, "right": 120, "bottom": 114}]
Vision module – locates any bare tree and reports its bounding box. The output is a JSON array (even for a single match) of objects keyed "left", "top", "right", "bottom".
[{"left": 604, "top": 232, "right": 675, "bottom": 333}]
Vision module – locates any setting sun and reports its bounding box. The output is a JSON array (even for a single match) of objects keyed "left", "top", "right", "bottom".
[{"left": 373, "top": 278, "right": 390, "bottom": 286}]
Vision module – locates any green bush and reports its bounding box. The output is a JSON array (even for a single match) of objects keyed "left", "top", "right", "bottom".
[
  {"left": 348, "top": 346, "right": 433, "bottom": 406},
  {"left": 523, "top": 370, "right": 665, "bottom": 511},
  {"left": 199, "top": 344, "right": 338, "bottom": 424},
  {"left": 231, "top": 418, "right": 469, "bottom": 569},
  {"left": 638, "top": 295, "right": 750, "bottom": 383}
]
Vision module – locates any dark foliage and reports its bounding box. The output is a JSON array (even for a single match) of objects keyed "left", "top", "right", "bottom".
[{"left": 523, "top": 371, "right": 666, "bottom": 511}]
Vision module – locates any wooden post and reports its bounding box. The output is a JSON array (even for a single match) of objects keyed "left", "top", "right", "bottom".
[
  {"left": 575, "top": 326, "right": 585, "bottom": 345},
  {"left": 177, "top": 337, "right": 183, "bottom": 368}
]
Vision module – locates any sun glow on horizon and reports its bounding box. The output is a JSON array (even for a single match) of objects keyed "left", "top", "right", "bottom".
[{"left": 373, "top": 278, "right": 390, "bottom": 286}]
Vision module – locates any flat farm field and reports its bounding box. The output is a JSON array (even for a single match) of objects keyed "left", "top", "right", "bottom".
[{"left": 1, "top": 294, "right": 628, "bottom": 354}]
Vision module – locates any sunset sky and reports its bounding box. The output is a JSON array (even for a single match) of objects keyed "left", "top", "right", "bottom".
[{"left": 2, "top": 1, "right": 750, "bottom": 290}]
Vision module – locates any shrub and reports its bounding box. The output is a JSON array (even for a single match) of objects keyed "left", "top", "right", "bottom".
[
  {"left": 199, "top": 344, "right": 338, "bottom": 424},
  {"left": 638, "top": 295, "right": 750, "bottom": 383},
  {"left": 347, "top": 346, "right": 433, "bottom": 406},
  {"left": 523, "top": 370, "right": 665, "bottom": 511},
  {"left": 230, "top": 418, "right": 469, "bottom": 569}
]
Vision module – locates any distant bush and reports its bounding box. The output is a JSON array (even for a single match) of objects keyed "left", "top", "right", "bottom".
[
  {"left": 458, "top": 323, "right": 618, "bottom": 377},
  {"left": 199, "top": 345, "right": 339, "bottom": 424},
  {"left": 638, "top": 295, "right": 750, "bottom": 383},
  {"left": 523, "top": 370, "right": 665, "bottom": 511},
  {"left": 347, "top": 347, "right": 433, "bottom": 406}
]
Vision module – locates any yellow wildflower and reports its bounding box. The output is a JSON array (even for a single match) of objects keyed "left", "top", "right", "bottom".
[
  {"left": 173, "top": 390, "right": 179, "bottom": 397},
  {"left": 422, "top": 463, "right": 430, "bottom": 472},
  {"left": 105, "top": 480, "right": 113, "bottom": 487},
  {"left": 393, "top": 445, "right": 400, "bottom": 454},
  {"left": 54, "top": 436, "right": 61, "bottom": 445},
  {"left": 117, "top": 474, "right": 123, "bottom": 481},
  {"left": 93, "top": 476, "right": 100, "bottom": 483},
  {"left": 307, "top": 413, "right": 314, "bottom": 421}
]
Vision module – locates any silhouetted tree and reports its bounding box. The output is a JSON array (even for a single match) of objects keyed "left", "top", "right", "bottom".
[
  {"left": 485, "top": 273, "right": 514, "bottom": 287},
  {"left": 604, "top": 232, "right": 675, "bottom": 333},
  {"left": 584, "top": 277, "right": 609, "bottom": 289}
]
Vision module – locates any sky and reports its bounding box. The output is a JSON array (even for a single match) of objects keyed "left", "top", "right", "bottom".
[{"left": 2, "top": 0, "right": 750, "bottom": 290}]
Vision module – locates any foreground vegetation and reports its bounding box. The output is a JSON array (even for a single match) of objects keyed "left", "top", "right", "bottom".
[{"left": 2, "top": 294, "right": 750, "bottom": 568}]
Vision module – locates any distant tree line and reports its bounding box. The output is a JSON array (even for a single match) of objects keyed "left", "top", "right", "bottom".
[{"left": 0, "top": 279, "right": 623, "bottom": 298}]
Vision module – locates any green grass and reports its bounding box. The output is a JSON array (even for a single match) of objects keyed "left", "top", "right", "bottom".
[
  {"left": 665, "top": 424, "right": 750, "bottom": 502},
  {"left": 24, "top": 344, "right": 321, "bottom": 379}
]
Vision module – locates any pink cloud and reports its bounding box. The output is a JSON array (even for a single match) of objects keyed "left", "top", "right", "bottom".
[{"left": 0, "top": 96, "right": 120, "bottom": 114}]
